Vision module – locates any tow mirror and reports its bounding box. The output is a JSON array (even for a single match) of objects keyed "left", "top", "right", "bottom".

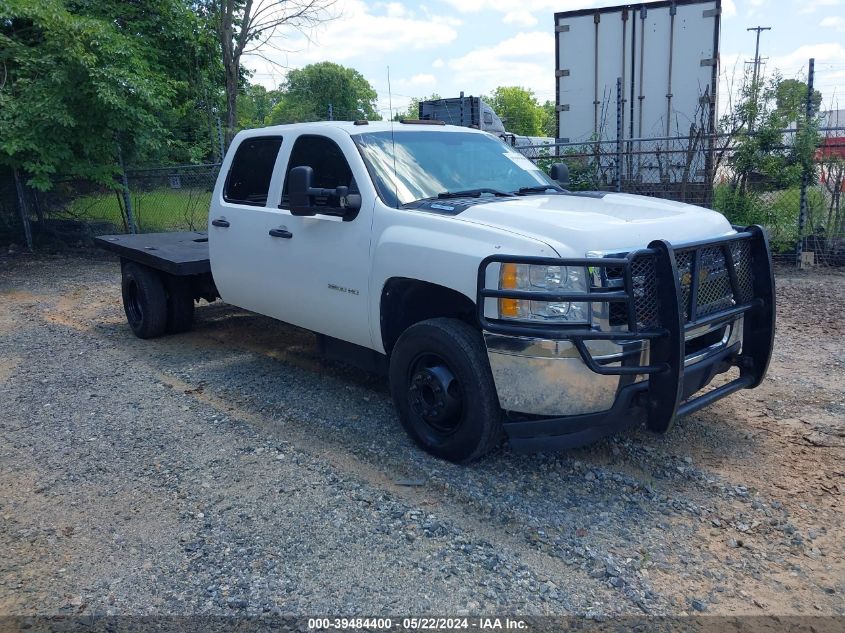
[
  {"left": 287, "top": 165, "right": 362, "bottom": 217},
  {"left": 550, "top": 163, "right": 570, "bottom": 187},
  {"left": 288, "top": 165, "right": 317, "bottom": 216}
]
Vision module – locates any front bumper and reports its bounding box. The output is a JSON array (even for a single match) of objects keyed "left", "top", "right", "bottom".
[{"left": 476, "top": 226, "right": 776, "bottom": 451}]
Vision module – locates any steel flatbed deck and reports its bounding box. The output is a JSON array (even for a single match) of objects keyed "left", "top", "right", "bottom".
[{"left": 95, "top": 232, "right": 210, "bottom": 276}]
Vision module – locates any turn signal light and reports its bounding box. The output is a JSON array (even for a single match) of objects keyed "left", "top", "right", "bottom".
[{"left": 499, "top": 263, "right": 521, "bottom": 317}]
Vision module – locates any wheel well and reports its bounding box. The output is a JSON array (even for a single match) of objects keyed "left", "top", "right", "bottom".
[{"left": 380, "top": 278, "right": 477, "bottom": 355}]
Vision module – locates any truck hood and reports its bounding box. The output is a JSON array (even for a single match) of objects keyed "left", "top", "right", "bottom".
[{"left": 455, "top": 192, "right": 734, "bottom": 256}]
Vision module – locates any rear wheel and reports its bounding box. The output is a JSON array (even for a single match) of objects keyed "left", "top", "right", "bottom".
[
  {"left": 164, "top": 276, "right": 195, "bottom": 334},
  {"left": 389, "top": 318, "right": 502, "bottom": 463},
  {"left": 121, "top": 262, "right": 167, "bottom": 339}
]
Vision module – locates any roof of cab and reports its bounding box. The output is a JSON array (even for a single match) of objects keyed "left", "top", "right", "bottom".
[{"left": 234, "top": 120, "right": 487, "bottom": 139}]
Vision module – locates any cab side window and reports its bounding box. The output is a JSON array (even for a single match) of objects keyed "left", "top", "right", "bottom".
[
  {"left": 281, "top": 135, "right": 356, "bottom": 211},
  {"left": 223, "top": 136, "right": 283, "bottom": 206}
]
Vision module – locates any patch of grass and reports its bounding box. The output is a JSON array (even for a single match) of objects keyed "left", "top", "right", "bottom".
[{"left": 69, "top": 187, "right": 211, "bottom": 233}]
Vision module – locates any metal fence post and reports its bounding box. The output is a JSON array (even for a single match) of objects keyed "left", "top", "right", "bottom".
[
  {"left": 616, "top": 76, "right": 623, "bottom": 193},
  {"left": 796, "top": 58, "right": 815, "bottom": 268},
  {"left": 12, "top": 168, "right": 33, "bottom": 251},
  {"left": 117, "top": 143, "right": 138, "bottom": 234}
]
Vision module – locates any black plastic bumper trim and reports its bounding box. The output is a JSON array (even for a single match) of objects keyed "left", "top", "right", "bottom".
[{"left": 504, "top": 382, "right": 647, "bottom": 445}]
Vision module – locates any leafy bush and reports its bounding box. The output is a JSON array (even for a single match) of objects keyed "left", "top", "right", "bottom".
[
  {"left": 713, "top": 184, "right": 764, "bottom": 225},
  {"left": 712, "top": 184, "right": 826, "bottom": 252},
  {"left": 535, "top": 146, "right": 607, "bottom": 191}
]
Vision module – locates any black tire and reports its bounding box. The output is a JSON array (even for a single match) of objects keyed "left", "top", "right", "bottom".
[
  {"left": 164, "top": 275, "right": 195, "bottom": 334},
  {"left": 121, "top": 262, "right": 167, "bottom": 339},
  {"left": 389, "top": 318, "right": 503, "bottom": 463}
]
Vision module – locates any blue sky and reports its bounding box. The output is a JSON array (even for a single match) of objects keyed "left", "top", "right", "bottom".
[{"left": 244, "top": 0, "right": 845, "bottom": 119}]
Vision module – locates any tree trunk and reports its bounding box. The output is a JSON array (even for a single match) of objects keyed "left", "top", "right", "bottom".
[{"left": 224, "top": 61, "right": 238, "bottom": 150}]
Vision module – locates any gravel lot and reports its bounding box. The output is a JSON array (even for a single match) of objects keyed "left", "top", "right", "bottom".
[{"left": 1, "top": 252, "right": 843, "bottom": 617}]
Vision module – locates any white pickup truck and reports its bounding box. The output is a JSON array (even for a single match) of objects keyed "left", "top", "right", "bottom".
[{"left": 97, "top": 120, "right": 775, "bottom": 463}]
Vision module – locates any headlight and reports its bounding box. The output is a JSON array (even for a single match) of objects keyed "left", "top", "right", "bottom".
[{"left": 498, "top": 263, "right": 589, "bottom": 323}]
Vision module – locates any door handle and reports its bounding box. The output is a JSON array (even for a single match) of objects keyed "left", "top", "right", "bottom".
[
  {"left": 211, "top": 218, "right": 230, "bottom": 228},
  {"left": 269, "top": 228, "right": 293, "bottom": 239}
]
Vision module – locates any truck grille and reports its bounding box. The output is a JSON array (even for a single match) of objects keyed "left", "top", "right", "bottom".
[{"left": 626, "top": 238, "right": 754, "bottom": 330}]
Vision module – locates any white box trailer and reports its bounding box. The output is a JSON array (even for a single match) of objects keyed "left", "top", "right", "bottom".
[{"left": 554, "top": 0, "right": 720, "bottom": 187}]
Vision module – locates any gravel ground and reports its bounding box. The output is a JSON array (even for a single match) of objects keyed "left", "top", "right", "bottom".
[{"left": 0, "top": 252, "right": 843, "bottom": 617}]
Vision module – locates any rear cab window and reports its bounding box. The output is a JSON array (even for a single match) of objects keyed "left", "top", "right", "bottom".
[{"left": 223, "top": 136, "right": 283, "bottom": 206}]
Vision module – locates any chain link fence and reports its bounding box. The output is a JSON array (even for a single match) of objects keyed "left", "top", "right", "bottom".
[
  {"left": 523, "top": 129, "right": 845, "bottom": 267},
  {"left": 122, "top": 164, "right": 219, "bottom": 233},
  {"left": 2, "top": 133, "right": 844, "bottom": 270},
  {"left": 0, "top": 164, "right": 220, "bottom": 249},
  {"left": 0, "top": 167, "right": 24, "bottom": 247}
]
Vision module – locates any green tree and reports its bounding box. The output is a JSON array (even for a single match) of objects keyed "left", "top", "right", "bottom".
[
  {"left": 484, "top": 86, "right": 545, "bottom": 137},
  {"left": 269, "top": 62, "right": 379, "bottom": 124},
  {"left": 67, "top": 0, "right": 223, "bottom": 165},
  {"left": 775, "top": 78, "right": 822, "bottom": 123},
  {"left": 0, "top": 0, "right": 185, "bottom": 188},
  {"left": 196, "top": 0, "right": 335, "bottom": 144},
  {"left": 541, "top": 100, "right": 557, "bottom": 138},
  {"left": 718, "top": 71, "right": 822, "bottom": 193},
  {"left": 237, "top": 83, "right": 283, "bottom": 129}
]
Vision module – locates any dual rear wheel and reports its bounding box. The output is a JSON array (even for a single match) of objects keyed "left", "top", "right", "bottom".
[{"left": 121, "top": 262, "right": 194, "bottom": 339}]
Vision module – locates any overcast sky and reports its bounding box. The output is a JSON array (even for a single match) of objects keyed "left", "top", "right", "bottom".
[{"left": 243, "top": 0, "right": 845, "bottom": 120}]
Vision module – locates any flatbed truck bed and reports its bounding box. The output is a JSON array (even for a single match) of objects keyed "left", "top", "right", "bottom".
[
  {"left": 95, "top": 231, "right": 218, "bottom": 339},
  {"left": 95, "top": 232, "right": 211, "bottom": 276}
]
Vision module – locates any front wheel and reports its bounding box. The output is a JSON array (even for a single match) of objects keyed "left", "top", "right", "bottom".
[{"left": 389, "top": 318, "right": 503, "bottom": 463}]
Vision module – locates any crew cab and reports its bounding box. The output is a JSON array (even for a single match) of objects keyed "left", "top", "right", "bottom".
[{"left": 96, "top": 121, "right": 775, "bottom": 463}]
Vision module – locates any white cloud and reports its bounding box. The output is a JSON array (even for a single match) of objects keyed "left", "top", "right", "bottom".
[
  {"left": 447, "top": 31, "right": 555, "bottom": 97},
  {"left": 432, "top": 58, "right": 445, "bottom": 68},
  {"left": 722, "top": 0, "right": 737, "bottom": 18},
  {"left": 720, "top": 41, "right": 845, "bottom": 110},
  {"left": 383, "top": 2, "right": 407, "bottom": 18},
  {"left": 441, "top": 0, "right": 580, "bottom": 13},
  {"left": 243, "top": 0, "right": 460, "bottom": 84},
  {"left": 503, "top": 10, "right": 538, "bottom": 27},
  {"left": 798, "top": 0, "right": 841, "bottom": 14},
  {"left": 820, "top": 15, "right": 845, "bottom": 31},
  {"left": 745, "top": 0, "right": 768, "bottom": 17},
  {"left": 768, "top": 42, "right": 845, "bottom": 69},
  {"left": 407, "top": 73, "right": 436, "bottom": 86}
]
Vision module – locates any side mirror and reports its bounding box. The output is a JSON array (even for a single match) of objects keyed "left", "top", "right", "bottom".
[
  {"left": 288, "top": 165, "right": 317, "bottom": 216},
  {"left": 550, "top": 163, "right": 570, "bottom": 187},
  {"left": 287, "top": 165, "right": 362, "bottom": 217}
]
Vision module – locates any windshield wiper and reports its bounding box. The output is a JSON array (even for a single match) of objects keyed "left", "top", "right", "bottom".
[
  {"left": 514, "top": 185, "right": 566, "bottom": 195},
  {"left": 437, "top": 188, "right": 516, "bottom": 199}
]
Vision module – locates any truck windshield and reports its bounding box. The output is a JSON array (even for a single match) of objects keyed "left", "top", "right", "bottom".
[{"left": 353, "top": 130, "right": 558, "bottom": 208}]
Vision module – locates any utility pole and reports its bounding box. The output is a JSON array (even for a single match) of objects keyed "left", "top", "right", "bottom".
[{"left": 745, "top": 26, "right": 771, "bottom": 131}]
